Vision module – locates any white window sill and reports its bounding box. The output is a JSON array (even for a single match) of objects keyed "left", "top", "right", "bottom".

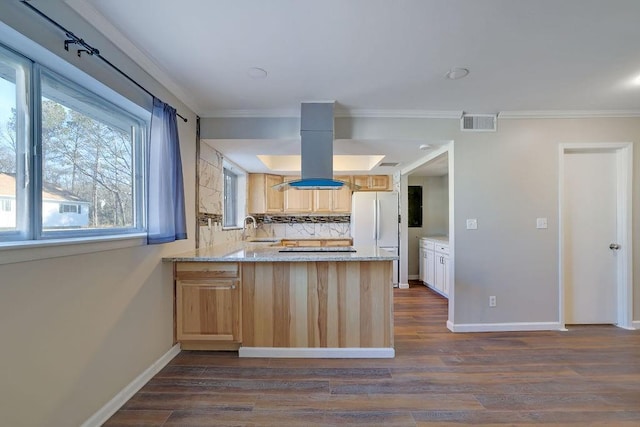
[{"left": 0, "top": 233, "right": 147, "bottom": 265}]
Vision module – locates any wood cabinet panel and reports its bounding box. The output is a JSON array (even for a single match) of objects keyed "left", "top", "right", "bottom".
[
  {"left": 283, "top": 176, "right": 314, "bottom": 212},
  {"left": 241, "top": 261, "right": 393, "bottom": 348},
  {"left": 369, "top": 175, "right": 390, "bottom": 190},
  {"left": 331, "top": 176, "right": 352, "bottom": 212},
  {"left": 248, "top": 174, "right": 283, "bottom": 213},
  {"left": 313, "top": 190, "right": 332, "bottom": 213},
  {"left": 175, "top": 262, "right": 241, "bottom": 347},
  {"left": 352, "top": 175, "right": 391, "bottom": 191},
  {"left": 280, "top": 239, "right": 353, "bottom": 247},
  {"left": 177, "top": 279, "right": 239, "bottom": 341}
]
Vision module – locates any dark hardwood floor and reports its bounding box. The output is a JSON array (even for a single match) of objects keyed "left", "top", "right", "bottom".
[{"left": 105, "top": 282, "right": 640, "bottom": 426}]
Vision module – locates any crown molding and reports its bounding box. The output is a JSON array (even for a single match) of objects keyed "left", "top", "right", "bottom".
[
  {"left": 65, "top": 0, "right": 200, "bottom": 114},
  {"left": 202, "top": 109, "right": 300, "bottom": 118},
  {"left": 499, "top": 110, "right": 640, "bottom": 119},
  {"left": 203, "top": 109, "right": 464, "bottom": 119},
  {"left": 339, "top": 109, "right": 463, "bottom": 119}
]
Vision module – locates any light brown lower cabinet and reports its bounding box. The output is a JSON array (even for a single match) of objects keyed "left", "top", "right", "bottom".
[
  {"left": 279, "top": 238, "right": 352, "bottom": 247},
  {"left": 174, "top": 259, "right": 394, "bottom": 351},
  {"left": 175, "top": 262, "right": 241, "bottom": 350}
]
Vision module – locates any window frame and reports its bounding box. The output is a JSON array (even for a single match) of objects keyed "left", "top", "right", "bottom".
[
  {"left": 223, "top": 166, "right": 238, "bottom": 228},
  {"left": 222, "top": 160, "right": 247, "bottom": 230},
  {"left": 0, "top": 41, "right": 149, "bottom": 245}
]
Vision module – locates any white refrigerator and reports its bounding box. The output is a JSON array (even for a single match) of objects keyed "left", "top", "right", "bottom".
[{"left": 350, "top": 191, "right": 399, "bottom": 286}]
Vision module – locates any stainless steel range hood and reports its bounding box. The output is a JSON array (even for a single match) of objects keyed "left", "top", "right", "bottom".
[{"left": 274, "top": 102, "right": 354, "bottom": 191}]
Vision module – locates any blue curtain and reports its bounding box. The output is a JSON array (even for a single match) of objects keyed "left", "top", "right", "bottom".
[{"left": 147, "top": 98, "right": 187, "bottom": 244}]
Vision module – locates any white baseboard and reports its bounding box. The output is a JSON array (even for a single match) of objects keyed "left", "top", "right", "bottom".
[
  {"left": 81, "top": 343, "right": 181, "bottom": 427},
  {"left": 447, "top": 321, "right": 562, "bottom": 333},
  {"left": 398, "top": 282, "right": 410, "bottom": 289},
  {"left": 239, "top": 347, "right": 395, "bottom": 358},
  {"left": 408, "top": 275, "right": 419, "bottom": 280},
  {"left": 626, "top": 321, "right": 639, "bottom": 330}
]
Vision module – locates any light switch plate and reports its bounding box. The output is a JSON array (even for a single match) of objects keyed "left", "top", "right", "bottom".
[
  {"left": 466, "top": 218, "right": 478, "bottom": 230},
  {"left": 536, "top": 218, "right": 548, "bottom": 229}
]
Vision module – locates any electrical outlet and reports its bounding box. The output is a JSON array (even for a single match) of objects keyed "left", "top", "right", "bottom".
[
  {"left": 489, "top": 296, "right": 497, "bottom": 307},
  {"left": 466, "top": 218, "right": 478, "bottom": 230}
]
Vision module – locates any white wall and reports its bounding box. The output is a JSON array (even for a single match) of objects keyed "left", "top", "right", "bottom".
[
  {"left": 0, "top": 3, "right": 196, "bottom": 426},
  {"left": 453, "top": 117, "right": 640, "bottom": 325}
]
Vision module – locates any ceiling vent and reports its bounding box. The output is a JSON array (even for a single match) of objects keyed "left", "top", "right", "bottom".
[
  {"left": 379, "top": 162, "right": 399, "bottom": 167},
  {"left": 460, "top": 114, "right": 497, "bottom": 132}
]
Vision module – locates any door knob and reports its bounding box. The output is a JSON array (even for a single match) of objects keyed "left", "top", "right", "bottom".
[{"left": 609, "top": 243, "right": 621, "bottom": 250}]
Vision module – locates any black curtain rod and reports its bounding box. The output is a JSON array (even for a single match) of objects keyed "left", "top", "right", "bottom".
[{"left": 20, "top": 0, "right": 188, "bottom": 123}]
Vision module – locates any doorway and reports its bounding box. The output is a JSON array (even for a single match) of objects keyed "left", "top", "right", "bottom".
[
  {"left": 399, "top": 142, "right": 454, "bottom": 328},
  {"left": 559, "top": 143, "right": 633, "bottom": 329}
]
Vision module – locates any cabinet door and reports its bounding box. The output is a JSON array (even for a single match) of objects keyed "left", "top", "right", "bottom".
[
  {"left": 369, "top": 175, "right": 390, "bottom": 191},
  {"left": 352, "top": 175, "right": 370, "bottom": 190},
  {"left": 313, "top": 190, "right": 332, "bottom": 213},
  {"left": 324, "top": 239, "right": 352, "bottom": 247},
  {"left": 425, "top": 249, "right": 436, "bottom": 286},
  {"left": 434, "top": 255, "right": 446, "bottom": 293},
  {"left": 331, "top": 176, "right": 352, "bottom": 212},
  {"left": 283, "top": 176, "right": 313, "bottom": 212},
  {"left": 176, "top": 279, "right": 241, "bottom": 342},
  {"left": 418, "top": 247, "right": 425, "bottom": 282},
  {"left": 265, "top": 174, "right": 283, "bottom": 212},
  {"left": 441, "top": 255, "right": 450, "bottom": 297},
  {"left": 248, "top": 174, "right": 283, "bottom": 213}
]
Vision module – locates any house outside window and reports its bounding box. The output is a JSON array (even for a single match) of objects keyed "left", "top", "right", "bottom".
[{"left": 0, "top": 42, "right": 148, "bottom": 243}]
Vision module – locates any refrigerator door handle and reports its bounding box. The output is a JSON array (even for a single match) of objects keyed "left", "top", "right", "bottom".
[
  {"left": 376, "top": 199, "right": 381, "bottom": 243},
  {"left": 372, "top": 199, "right": 377, "bottom": 240}
]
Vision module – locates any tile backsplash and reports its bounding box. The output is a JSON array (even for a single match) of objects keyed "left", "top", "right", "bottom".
[{"left": 255, "top": 222, "right": 351, "bottom": 239}]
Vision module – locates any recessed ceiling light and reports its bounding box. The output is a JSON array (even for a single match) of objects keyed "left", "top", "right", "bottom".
[
  {"left": 419, "top": 144, "right": 432, "bottom": 150},
  {"left": 446, "top": 67, "right": 469, "bottom": 80},
  {"left": 247, "top": 67, "right": 268, "bottom": 79}
]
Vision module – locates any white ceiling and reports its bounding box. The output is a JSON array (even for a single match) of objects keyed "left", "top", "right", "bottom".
[{"left": 68, "top": 0, "right": 640, "bottom": 173}]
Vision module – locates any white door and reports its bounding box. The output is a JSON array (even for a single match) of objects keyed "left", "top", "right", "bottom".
[{"left": 563, "top": 150, "right": 617, "bottom": 324}]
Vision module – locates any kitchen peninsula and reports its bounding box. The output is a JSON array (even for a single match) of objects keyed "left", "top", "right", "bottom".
[{"left": 164, "top": 241, "right": 398, "bottom": 358}]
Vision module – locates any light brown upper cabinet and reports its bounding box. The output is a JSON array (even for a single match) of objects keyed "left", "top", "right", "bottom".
[
  {"left": 283, "top": 176, "right": 314, "bottom": 213},
  {"left": 352, "top": 175, "right": 391, "bottom": 191},
  {"left": 248, "top": 174, "right": 389, "bottom": 213},
  {"left": 312, "top": 176, "right": 352, "bottom": 213},
  {"left": 248, "top": 174, "right": 283, "bottom": 213}
]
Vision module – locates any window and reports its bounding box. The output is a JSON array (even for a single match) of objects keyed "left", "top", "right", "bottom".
[
  {"left": 1, "top": 199, "right": 12, "bottom": 212},
  {"left": 223, "top": 167, "right": 238, "bottom": 228},
  {"left": 0, "top": 42, "right": 148, "bottom": 244},
  {"left": 222, "top": 160, "right": 247, "bottom": 229},
  {"left": 59, "top": 203, "right": 81, "bottom": 214}
]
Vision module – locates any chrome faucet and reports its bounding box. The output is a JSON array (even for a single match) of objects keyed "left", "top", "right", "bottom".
[{"left": 242, "top": 215, "right": 257, "bottom": 239}]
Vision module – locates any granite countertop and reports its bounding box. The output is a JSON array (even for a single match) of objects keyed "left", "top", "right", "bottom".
[
  {"left": 164, "top": 241, "right": 399, "bottom": 262},
  {"left": 420, "top": 235, "right": 449, "bottom": 244}
]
